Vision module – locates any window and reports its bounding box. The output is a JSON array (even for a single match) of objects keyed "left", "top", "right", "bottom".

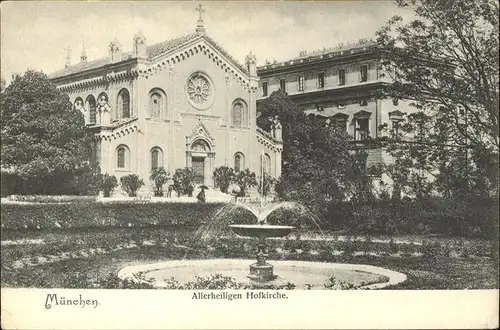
[
  {"left": 332, "top": 113, "right": 348, "bottom": 133},
  {"left": 234, "top": 153, "right": 245, "bottom": 172},
  {"left": 318, "top": 73, "right": 325, "bottom": 88},
  {"left": 151, "top": 147, "right": 163, "bottom": 170},
  {"left": 232, "top": 101, "right": 247, "bottom": 127},
  {"left": 392, "top": 120, "right": 400, "bottom": 134},
  {"left": 356, "top": 118, "right": 370, "bottom": 140},
  {"left": 338, "top": 69, "right": 346, "bottom": 86},
  {"left": 360, "top": 65, "right": 368, "bottom": 82},
  {"left": 335, "top": 120, "right": 347, "bottom": 132},
  {"left": 262, "top": 153, "right": 271, "bottom": 175},
  {"left": 116, "top": 145, "right": 129, "bottom": 169},
  {"left": 150, "top": 93, "right": 161, "bottom": 118},
  {"left": 389, "top": 110, "right": 404, "bottom": 135},
  {"left": 298, "top": 76, "right": 304, "bottom": 91},
  {"left": 117, "top": 89, "right": 131, "bottom": 119},
  {"left": 86, "top": 95, "right": 96, "bottom": 125},
  {"left": 262, "top": 81, "right": 268, "bottom": 97},
  {"left": 279, "top": 78, "right": 286, "bottom": 92}
]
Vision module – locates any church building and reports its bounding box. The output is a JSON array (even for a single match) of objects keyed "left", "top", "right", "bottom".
[{"left": 49, "top": 6, "right": 283, "bottom": 195}]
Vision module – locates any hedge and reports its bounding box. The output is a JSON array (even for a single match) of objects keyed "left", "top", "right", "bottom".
[
  {"left": 323, "top": 197, "right": 499, "bottom": 239},
  {"left": 0, "top": 202, "right": 226, "bottom": 231}
]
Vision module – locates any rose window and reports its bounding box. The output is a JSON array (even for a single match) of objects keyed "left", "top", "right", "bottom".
[{"left": 186, "top": 72, "right": 214, "bottom": 110}]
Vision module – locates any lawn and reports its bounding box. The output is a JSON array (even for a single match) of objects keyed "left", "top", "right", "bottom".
[{"left": 1, "top": 226, "right": 498, "bottom": 289}]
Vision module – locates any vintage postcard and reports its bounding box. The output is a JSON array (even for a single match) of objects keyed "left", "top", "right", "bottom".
[{"left": 1, "top": 0, "right": 498, "bottom": 329}]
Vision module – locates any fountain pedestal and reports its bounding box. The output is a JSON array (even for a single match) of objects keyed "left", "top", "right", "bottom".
[
  {"left": 229, "top": 224, "right": 295, "bottom": 283},
  {"left": 248, "top": 237, "right": 277, "bottom": 282}
]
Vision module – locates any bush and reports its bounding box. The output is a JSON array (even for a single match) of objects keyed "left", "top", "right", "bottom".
[
  {"left": 213, "top": 166, "right": 235, "bottom": 193},
  {"left": 120, "top": 174, "right": 144, "bottom": 197},
  {"left": 257, "top": 173, "right": 276, "bottom": 197},
  {"left": 98, "top": 174, "right": 118, "bottom": 197},
  {"left": 173, "top": 168, "right": 195, "bottom": 197},
  {"left": 233, "top": 169, "right": 257, "bottom": 197},
  {"left": 150, "top": 167, "right": 169, "bottom": 197}
]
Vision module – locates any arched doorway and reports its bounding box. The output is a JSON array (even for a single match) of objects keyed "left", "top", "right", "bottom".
[{"left": 188, "top": 139, "right": 213, "bottom": 185}]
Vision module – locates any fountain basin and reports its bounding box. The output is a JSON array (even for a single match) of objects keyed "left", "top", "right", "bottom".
[
  {"left": 118, "top": 259, "right": 407, "bottom": 289},
  {"left": 229, "top": 224, "right": 295, "bottom": 238}
]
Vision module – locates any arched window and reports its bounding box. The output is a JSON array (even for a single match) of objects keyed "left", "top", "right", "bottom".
[
  {"left": 149, "top": 88, "right": 167, "bottom": 119},
  {"left": 117, "top": 89, "right": 131, "bottom": 119},
  {"left": 116, "top": 145, "right": 130, "bottom": 169},
  {"left": 150, "top": 147, "right": 163, "bottom": 170},
  {"left": 234, "top": 153, "right": 245, "bottom": 172},
  {"left": 74, "top": 97, "right": 84, "bottom": 111},
  {"left": 85, "top": 95, "right": 97, "bottom": 124},
  {"left": 262, "top": 153, "right": 271, "bottom": 175},
  {"left": 231, "top": 100, "right": 247, "bottom": 127}
]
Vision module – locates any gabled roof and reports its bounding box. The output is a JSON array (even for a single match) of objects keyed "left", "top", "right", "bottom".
[{"left": 49, "top": 32, "right": 248, "bottom": 80}]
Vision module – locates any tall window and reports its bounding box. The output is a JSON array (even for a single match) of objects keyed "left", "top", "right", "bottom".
[
  {"left": 234, "top": 153, "right": 245, "bottom": 172},
  {"left": 117, "top": 89, "right": 130, "bottom": 119},
  {"left": 262, "top": 153, "right": 271, "bottom": 175},
  {"left": 116, "top": 145, "right": 129, "bottom": 169},
  {"left": 298, "top": 76, "right": 305, "bottom": 91},
  {"left": 151, "top": 147, "right": 163, "bottom": 170},
  {"left": 262, "top": 81, "right": 268, "bottom": 97},
  {"left": 318, "top": 72, "right": 325, "bottom": 88},
  {"left": 86, "top": 95, "right": 96, "bottom": 125},
  {"left": 356, "top": 118, "right": 370, "bottom": 140},
  {"left": 232, "top": 103, "right": 243, "bottom": 126},
  {"left": 279, "top": 78, "right": 286, "bottom": 92},
  {"left": 360, "top": 65, "right": 368, "bottom": 82},
  {"left": 338, "top": 69, "right": 346, "bottom": 86},
  {"left": 150, "top": 93, "right": 161, "bottom": 118}
]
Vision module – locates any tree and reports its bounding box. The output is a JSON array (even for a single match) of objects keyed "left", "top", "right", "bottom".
[
  {"left": 213, "top": 166, "right": 235, "bottom": 193},
  {"left": 376, "top": 0, "right": 498, "bottom": 150},
  {"left": 1, "top": 70, "right": 94, "bottom": 195},
  {"left": 376, "top": 0, "right": 499, "bottom": 196},
  {"left": 257, "top": 90, "right": 369, "bottom": 211},
  {"left": 150, "top": 167, "right": 169, "bottom": 197}
]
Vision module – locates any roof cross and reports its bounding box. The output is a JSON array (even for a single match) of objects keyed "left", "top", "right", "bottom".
[{"left": 196, "top": 4, "right": 205, "bottom": 22}]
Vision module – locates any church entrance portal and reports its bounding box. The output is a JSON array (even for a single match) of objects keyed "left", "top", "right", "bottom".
[{"left": 192, "top": 157, "right": 205, "bottom": 184}]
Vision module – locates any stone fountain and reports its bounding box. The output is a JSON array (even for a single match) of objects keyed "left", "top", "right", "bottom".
[
  {"left": 118, "top": 200, "right": 408, "bottom": 289},
  {"left": 229, "top": 222, "right": 294, "bottom": 282}
]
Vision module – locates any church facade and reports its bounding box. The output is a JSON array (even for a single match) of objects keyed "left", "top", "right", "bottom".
[{"left": 49, "top": 16, "right": 283, "bottom": 194}]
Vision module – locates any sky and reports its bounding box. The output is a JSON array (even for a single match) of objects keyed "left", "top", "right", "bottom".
[{"left": 1, "top": 1, "right": 415, "bottom": 84}]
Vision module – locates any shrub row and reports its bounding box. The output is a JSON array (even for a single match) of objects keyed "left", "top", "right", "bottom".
[
  {"left": 0, "top": 202, "right": 225, "bottom": 230},
  {"left": 322, "top": 197, "right": 499, "bottom": 239}
]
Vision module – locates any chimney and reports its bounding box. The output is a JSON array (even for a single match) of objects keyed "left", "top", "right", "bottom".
[
  {"left": 64, "top": 47, "right": 72, "bottom": 68},
  {"left": 133, "top": 32, "right": 147, "bottom": 58},
  {"left": 80, "top": 42, "right": 88, "bottom": 64},
  {"left": 109, "top": 38, "right": 122, "bottom": 63}
]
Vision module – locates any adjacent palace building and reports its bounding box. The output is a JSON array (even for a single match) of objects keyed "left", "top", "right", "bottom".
[
  {"left": 49, "top": 7, "right": 283, "bottom": 194},
  {"left": 257, "top": 40, "right": 413, "bottom": 168},
  {"left": 49, "top": 6, "right": 412, "bottom": 194}
]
